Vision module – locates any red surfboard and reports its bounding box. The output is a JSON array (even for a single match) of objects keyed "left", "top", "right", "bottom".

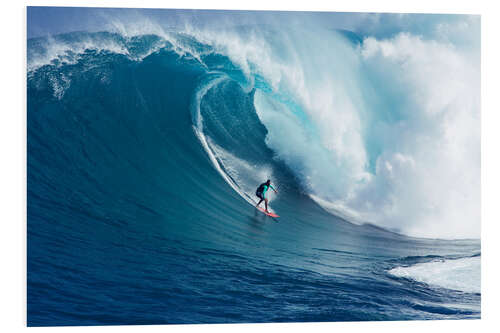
[{"left": 256, "top": 206, "right": 279, "bottom": 218}]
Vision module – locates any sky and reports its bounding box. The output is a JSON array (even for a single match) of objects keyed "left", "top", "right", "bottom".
[{"left": 27, "top": 6, "right": 479, "bottom": 43}]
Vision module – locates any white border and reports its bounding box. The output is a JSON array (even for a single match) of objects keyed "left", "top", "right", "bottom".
[{"left": 2, "top": 1, "right": 498, "bottom": 332}]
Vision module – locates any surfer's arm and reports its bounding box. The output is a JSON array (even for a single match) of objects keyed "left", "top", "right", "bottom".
[{"left": 270, "top": 185, "right": 278, "bottom": 193}]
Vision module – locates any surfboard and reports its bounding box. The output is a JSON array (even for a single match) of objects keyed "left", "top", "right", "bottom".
[{"left": 256, "top": 206, "right": 279, "bottom": 218}]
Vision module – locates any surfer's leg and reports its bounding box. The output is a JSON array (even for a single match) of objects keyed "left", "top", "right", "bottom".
[
  {"left": 265, "top": 198, "right": 269, "bottom": 212},
  {"left": 256, "top": 197, "right": 263, "bottom": 207}
]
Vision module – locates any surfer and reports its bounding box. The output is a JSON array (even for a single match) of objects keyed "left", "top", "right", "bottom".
[{"left": 255, "top": 180, "right": 278, "bottom": 213}]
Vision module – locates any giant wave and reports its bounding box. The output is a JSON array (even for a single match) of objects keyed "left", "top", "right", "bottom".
[{"left": 28, "top": 24, "right": 480, "bottom": 239}]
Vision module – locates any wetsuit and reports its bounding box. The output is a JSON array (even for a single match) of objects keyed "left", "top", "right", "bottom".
[{"left": 256, "top": 183, "right": 276, "bottom": 200}]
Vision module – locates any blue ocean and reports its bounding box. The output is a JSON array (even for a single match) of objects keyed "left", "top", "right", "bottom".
[{"left": 27, "top": 16, "right": 481, "bottom": 326}]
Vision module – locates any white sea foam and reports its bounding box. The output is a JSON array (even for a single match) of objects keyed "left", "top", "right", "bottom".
[
  {"left": 28, "top": 35, "right": 131, "bottom": 72},
  {"left": 28, "top": 25, "right": 209, "bottom": 73},
  {"left": 48, "top": 73, "right": 71, "bottom": 100},
  {"left": 389, "top": 256, "right": 480, "bottom": 294}
]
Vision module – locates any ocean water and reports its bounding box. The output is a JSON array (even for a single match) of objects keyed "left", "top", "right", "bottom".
[{"left": 27, "top": 27, "right": 480, "bottom": 326}]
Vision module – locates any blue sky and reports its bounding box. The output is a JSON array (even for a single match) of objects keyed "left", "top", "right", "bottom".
[{"left": 27, "top": 6, "right": 479, "bottom": 42}]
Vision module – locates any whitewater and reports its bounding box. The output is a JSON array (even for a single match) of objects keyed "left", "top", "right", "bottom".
[{"left": 27, "top": 10, "right": 480, "bottom": 326}]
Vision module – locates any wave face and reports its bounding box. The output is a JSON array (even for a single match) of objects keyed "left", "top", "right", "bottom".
[{"left": 28, "top": 27, "right": 480, "bottom": 326}]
